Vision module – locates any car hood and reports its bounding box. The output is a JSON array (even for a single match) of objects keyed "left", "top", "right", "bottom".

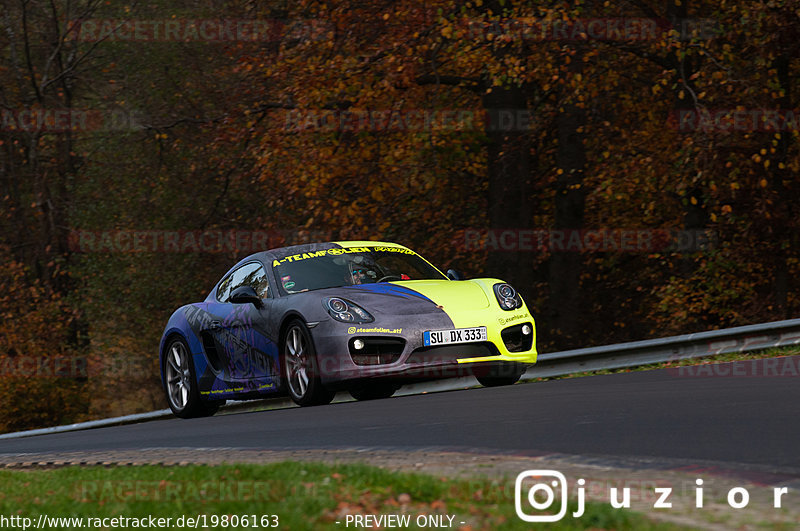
[
  {"left": 329, "top": 280, "right": 490, "bottom": 315},
  {"left": 396, "top": 280, "right": 490, "bottom": 309}
]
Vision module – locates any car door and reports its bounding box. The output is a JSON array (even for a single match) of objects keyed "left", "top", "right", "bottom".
[{"left": 206, "top": 261, "right": 278, "bottom": 382}]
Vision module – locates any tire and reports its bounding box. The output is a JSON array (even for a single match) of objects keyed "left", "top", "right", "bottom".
[
  {"left": 282, "top": 320, "right": 335, "bottom": 406},
  {"left": 475, "top": 363, "right": 525, "bottom": 388},
  {"left": 348, "top": 382, "right": 399, "bottom": 401},
  {"left": 162, "top": 336, "right": 221, "bottom": 418}
]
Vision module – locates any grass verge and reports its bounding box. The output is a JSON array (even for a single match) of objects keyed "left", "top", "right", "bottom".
[{"left": 0, "top": 461, "right": 685, "bottom": 530}]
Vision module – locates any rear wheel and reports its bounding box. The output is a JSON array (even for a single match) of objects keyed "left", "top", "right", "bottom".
[
  {"left": 163, "top": 336, "right": 220, "bottom": 418},
  {"left": 282, "top": 321, "right": 335, "bottom": 406},
  {"left": 348, "top": 382, "right": 400, "bottom": 401},
  {"left": 475, "top": 363, "right": 525, "bottom": 387}
]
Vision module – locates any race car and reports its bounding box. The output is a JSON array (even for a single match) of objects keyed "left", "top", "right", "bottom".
[{"left": 159, "top": 241, "right": 537, "bottom": 417}]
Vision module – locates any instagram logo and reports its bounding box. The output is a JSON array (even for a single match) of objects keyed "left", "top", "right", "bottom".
[
  {"left": 514, "top": 470, "right": 567, "bottom": 522},
  {"left": 515, "top": 470, "right": 576, "bottom": 522}
]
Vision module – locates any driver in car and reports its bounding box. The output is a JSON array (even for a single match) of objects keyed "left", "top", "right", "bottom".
[{"left": 350, "top": 267, "right": 371, "bottom": 285}]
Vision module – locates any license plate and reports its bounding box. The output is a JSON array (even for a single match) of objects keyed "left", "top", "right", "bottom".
[{"left": 424, "top": 327, "right": 487, "bottom": 346}]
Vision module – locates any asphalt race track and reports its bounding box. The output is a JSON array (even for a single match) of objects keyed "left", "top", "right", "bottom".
[{"left": 2, "top": 357, "right": 799, "bottom": 472}]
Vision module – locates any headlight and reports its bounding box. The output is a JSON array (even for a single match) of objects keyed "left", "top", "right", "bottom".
[
  {"left": 323, "top": 297, "right": 374, "bottom": 324},
  {"left": 493, "top": 283, "right": 523, "bottom": 311}
]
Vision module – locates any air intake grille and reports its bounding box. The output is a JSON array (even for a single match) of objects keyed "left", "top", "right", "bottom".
[{"left": 406, "top": 342, "right": 497, "bottom": 364}]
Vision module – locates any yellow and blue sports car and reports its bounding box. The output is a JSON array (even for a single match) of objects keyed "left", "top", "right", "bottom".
[{"left": 159, "top": 241, "right": 537, "bottom": 417}]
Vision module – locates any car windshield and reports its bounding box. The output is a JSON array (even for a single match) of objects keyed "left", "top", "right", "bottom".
[{"left": 272, "top": 246, "right": 447, "bottom": 294}]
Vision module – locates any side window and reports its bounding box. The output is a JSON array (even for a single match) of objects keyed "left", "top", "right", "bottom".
[
  {"left": 216, "top": 272, "right": 235, "bottom": 302},
  {"left": 217, "top": 262, "right": 270, "bottom": 302},
  {"left": 239, "top": 263, "right": 270, "bottom": 299}
]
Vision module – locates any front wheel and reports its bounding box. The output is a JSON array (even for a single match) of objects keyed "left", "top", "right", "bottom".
[
  {"left": 348, "top": 382, "right": 400, "bottom": 401},
  {"left": 282, "top": 321, "right": 335, "bottom": 406},
  {"left": 162, "top": 336, "right": 220, "bottom": 418},
  {"left": 475, "top": 363, "right": 525, "bottom": 387}
]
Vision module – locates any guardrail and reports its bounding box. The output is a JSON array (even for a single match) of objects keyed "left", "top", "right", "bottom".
[
  {"left": 528, "top": 317, "right": 800, "bottom": 379},
  {"left": 2, "top": 318, "right": 799, "bottom": 441}
]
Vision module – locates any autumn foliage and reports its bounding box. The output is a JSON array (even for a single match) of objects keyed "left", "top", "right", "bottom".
[
  {"left": 0, "top": 248, "right": 88, "bottom": 432},
  {"left": 1, "top": 0, "right": 799, "bottom": 430}
]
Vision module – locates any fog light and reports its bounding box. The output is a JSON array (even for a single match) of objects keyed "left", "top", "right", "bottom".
[
  {"left": 521, "top": 324, "right": 532, "bottom": 336},
  {"left": 353, "top": 339, "right": 365, "bottom": 350}
]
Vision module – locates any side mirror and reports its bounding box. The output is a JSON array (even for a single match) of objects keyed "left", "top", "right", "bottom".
[
  {"left": 230, "top": 285, "right": 263, "bottom": 307},
  {"left": 446, "top": 269, "right": 465, "bottom": 281}
]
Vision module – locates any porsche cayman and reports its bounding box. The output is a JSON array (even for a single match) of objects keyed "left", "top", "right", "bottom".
[{"left": 159, "top": 241, "right": 537, "bottom": 417}]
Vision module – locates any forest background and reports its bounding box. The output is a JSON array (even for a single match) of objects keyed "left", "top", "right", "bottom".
[{"left": 1, "top": 0, "right": 798, "bottom": 431}]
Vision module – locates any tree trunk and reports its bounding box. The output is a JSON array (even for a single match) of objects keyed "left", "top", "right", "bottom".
[
  {"left": 549, "top": 51, "right": 587, "bottom": 348},
  {"left": 483, "top": 84, "right": 536, "bottom": 305}
]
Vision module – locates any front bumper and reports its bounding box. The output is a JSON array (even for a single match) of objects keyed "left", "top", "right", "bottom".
[{"left": 311, "top": 315, "right": 537, "bottom": 386}]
